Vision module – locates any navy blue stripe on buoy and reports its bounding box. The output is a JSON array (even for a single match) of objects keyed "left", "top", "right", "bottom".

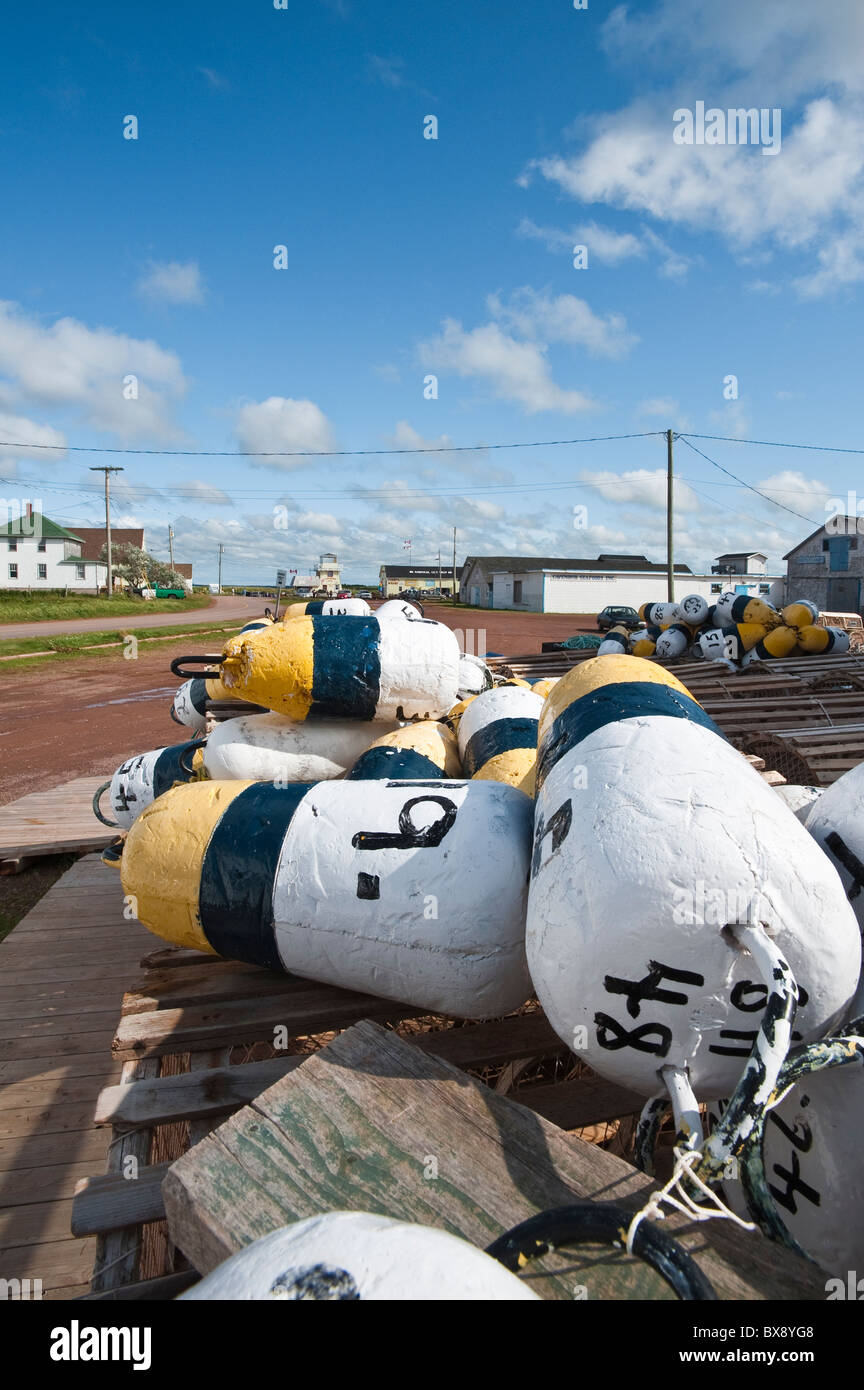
[
  {"left": 151, "top": 743, "right": 195, "bottom": 797},
  {"left": 536, "top": 681, "right": 723, "bottom": 790},
  {"left": 189, "top": 678, "right": 208, "bottom": 715},
  {"left": 304, "top": 601, "right": 325, "bottom": 615},
  {"left": 462, "top": 717, "right": 539, "bottom": 777},
  {"left": 308, "top": 616, "right": 381, "bottom": 720},
  {"left": 347, "top": 746, "right": 444, "bottom": 781},
  {"left": 240, "top": 620, "right": 270, "bottom": 632},
  {"left": 199, "top": 782, "right": 309, "bottom": 969}
]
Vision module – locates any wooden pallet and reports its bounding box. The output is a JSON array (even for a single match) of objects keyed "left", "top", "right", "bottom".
[
  {"left": 162, "top": 1020, "right": 824, "bottom": 1301},
  {"left": 75, "top": 946, "right": 654, "bottom": 1296},
  {"left": 0, "top": 777, "right": 116, "bottom": 872}
]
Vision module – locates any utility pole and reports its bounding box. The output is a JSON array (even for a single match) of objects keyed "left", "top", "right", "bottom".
[
  {"left": 437, "top": 548, "right": 442, "bottom": 597},
  {"left": 452, "top": 527, "right": 457, "bottom": 604},
  {"left": 666, "top": 429, "right": 675, "bottom": 602},
  {"left": 89, "top": 466, "right": 124, "bottom": 596},
  {"left": 217, "top": 544, "right": 224, "bottom": 595},
  {"left": 168, "top": 525, "right": 175, "bottom": 570}
]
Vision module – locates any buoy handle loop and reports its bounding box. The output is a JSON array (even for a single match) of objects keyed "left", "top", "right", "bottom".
[
  {"left": 170, "top": 655, "right": 223, "bottom": 679},
  {"left": 486, "top": 1200, "right": 717, "bottom": 1301}
]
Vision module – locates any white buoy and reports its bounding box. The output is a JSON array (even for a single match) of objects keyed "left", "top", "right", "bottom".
[
  {"left": 717, "top": 1056, "right": 864, "bottom": 1279},
  {"left": 678, "top": 593, "right": 709, "bottom": 625},
  {"left": 457, "top": 652, "right": 494, "bottom": 698},
  {"left": 597, "top": 627, "right": 631, "bottom": 656},
  {"left": 179, "top": 1212, "right": 539, "bottom": 1301},
  {"left": 805, "top": 763, "right": 864, "bottom": 932},
  {"left": 203, "top": 713, "right": 397, "bottom": 783},
  {"left": 103, "top": 742, "right": 203, "bottom": 829},
  {"left": 375, "top": 599, "right": 425, "bottom": 622},
  {"left": 654, "top": 623, "right": 690, "bottom": 659},
  {"left": 172, "top": 678, "right": 209, "bottom": 733},
  {"left": 457, "top": 684, "right": 544, "bottom": 794},
  {"left": 640, "top": 602, "right": 680, "bottom": 626},
  {"left": 285, "top": 598, "right": 372, "bottom": 617},
  {"left": 526, "top": 656, "right": 861, "bottom": 1099},
  {"left": 218, "top": 614, "right": 461, "bottom": 722},
  {"left": 122, "top": 777, "right": 534, "bottom": 1018},
  {"left": 774, "top": 784, "right": 823, "bottom": 824}
]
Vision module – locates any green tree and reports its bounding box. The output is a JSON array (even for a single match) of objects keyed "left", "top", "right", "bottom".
[{"left": 99, "top": 543, "right": 186, "bottom": 589}]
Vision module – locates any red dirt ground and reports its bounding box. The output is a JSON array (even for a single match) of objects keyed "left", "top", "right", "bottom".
[{"left": 0, "top": 604, "right": 594, "bottom": 805}]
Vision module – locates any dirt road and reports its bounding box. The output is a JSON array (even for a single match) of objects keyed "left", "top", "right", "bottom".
[
  {"left": 0, "top": 594, "right": 263, "bottom": 640},
  {"left": 0, "top": 604, "right": 592, "bottom": 805}
]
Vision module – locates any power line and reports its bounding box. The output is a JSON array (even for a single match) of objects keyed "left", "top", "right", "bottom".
[
  {"left": 676, "top": 436, "right": 820, "bottom": 525},
  {"left": 0, "top": 430, "right": 663, "bottom": 459},
  {"left": 682, "top": 432, "right": 864, "bottom": 457}
]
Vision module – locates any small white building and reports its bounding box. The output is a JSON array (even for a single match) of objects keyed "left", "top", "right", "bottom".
[
  {"left": 461, "top": 553, "right": 783, "bottom": 613},
  {"left": 0, "top": 509, "right": 99, "bottom": 589}
]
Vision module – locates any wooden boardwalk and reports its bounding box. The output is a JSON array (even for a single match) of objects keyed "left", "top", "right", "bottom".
[
  {"left": 0, "top": 778, "right": 116, "bottom": 870},
  {"left": 0, "top": 855, "right": 151, "bottom": 1297}
]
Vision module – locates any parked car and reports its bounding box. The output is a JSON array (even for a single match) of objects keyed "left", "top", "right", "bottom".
[
  {"left": 357, "top": 591, "right": 373, "bottom": 599},
  {"left": 337, "top": 591, "right": 352, "bottom": 599},
  {"left": 596, "top": 605, "right": 641, "bottom": 632}
]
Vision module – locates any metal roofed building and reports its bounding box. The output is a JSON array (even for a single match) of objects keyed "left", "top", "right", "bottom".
[{"left": 460, "top": 553, "right": 783, "bottom": 612}]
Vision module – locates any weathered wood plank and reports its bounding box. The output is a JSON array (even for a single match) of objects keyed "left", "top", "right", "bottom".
[
  {"left": 72, "top": 1162, "right": 172, "bottom": 1237},
  {"left": 95, "top": 1016, "right": 565, "bottom": 1129},
  {"left": 517, "top": 1074, "right": 644, "bottom": 1131},
  {"left": 90, "top": 1057, "right": 161, "bottom": 1292},
  {"left": 112, "top": 988, "right": 426, "bottom": 1059},
  {"left": 162, "top": 1020, "right": 824, "bottom": 1302},
  {"left": 0, "top": 777, "right": 116, "bottom": 860}
]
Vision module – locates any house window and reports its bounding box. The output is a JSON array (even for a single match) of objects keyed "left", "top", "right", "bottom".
[
  {"left": 8, "top": 564, "right": 17, "bottom": 579},
  {"left": 76, "top": 564, "right": 86, "bottom": 580},
  {"left": 37, "top": 540, "right": 46, "bottom": 553},
  {"left": 513, "top": 580, "right": 523, "bottom": 603},
  {"left": 759, "top": 584, "right": 770, "bottom": 595},
  {"left": 711, "top": 583, "right": 722, "bottom": 593},
  {"left": 8, "top": 540, "right": 16, "bottom": 551},
  {"left": 37, "top": 564, "right": 47, "bottom": 580}
]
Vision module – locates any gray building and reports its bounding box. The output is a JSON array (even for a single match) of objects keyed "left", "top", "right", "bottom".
[{"left": 784, "top": 515, "right": 863, "bottom": 614}]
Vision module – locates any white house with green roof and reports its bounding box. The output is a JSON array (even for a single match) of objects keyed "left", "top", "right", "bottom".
[{"left": 0, "top": 508, "right": 105, "bottom": 590}]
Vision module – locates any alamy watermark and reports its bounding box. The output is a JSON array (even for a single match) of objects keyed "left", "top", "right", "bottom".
[{"left": 673, "top": 102, "right": 781, "bottom": 156}]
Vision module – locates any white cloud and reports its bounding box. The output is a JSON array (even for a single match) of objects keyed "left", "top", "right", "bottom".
[
  {"left": 0, "top": 301, "right": 188, "bottom": 444},
  {"left": 639, "top": 397, "right": 678, "bottom": 417},
  {"left": 386, "top": 420, "right": 454, "bottom": 451},
  {"left": 198, "top": 67, "right": 229, "bottom": 90},
  {"left": 517, "top": 218, "right": 645, "bottom": 265},
  {"left": 419, "top": 317, "right": 596, "bottom": 415},
  {"left": 487, "top": 287, "right": 638, "bottom": 359},
  {"left": 137, "top": 260, "right": 207, "bottom": 306},
  {"left": 599, "top": 0, "right": 864, "bottom": 102},
  {"left": 756, "top": 470, "right": 831, "bottom": 514},
  {"left": 173, "top": 480, "right": 234, "bottom": 505},
  {"left": 367, "top": 55, "right": 406, "bottom": 89},
  {"left": 234, "top": 396, "right": 336, "bottom": 464},
  {"left": 579, "top": 467, "right": 701, "bottom": 512},
  {"left": 0, "top": 412, "right": 66, "bottom": 461},
  {"left": 524, "top": 0, "right": 864, "bottom": 300}
]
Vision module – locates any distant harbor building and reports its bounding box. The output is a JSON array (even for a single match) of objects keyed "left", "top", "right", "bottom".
[
  {"left": 459, "top": 552, "right": 783, "bottom": 613},
  {"left": 378, "top": 563, "right": 456, "bottom": 597},
  {"left": 784, "top": 516, "right": 864, "bottom": 615},
  {"left": 291, "top": 553, "right": 341, "bottom": 596}
]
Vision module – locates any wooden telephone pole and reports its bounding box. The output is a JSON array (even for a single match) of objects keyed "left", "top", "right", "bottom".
[
  {"left": 666, "top": 429, "right": 675, "bottom": 602},
  {"left": 89, "top": 465, "right": 124, "bottom": 595}
]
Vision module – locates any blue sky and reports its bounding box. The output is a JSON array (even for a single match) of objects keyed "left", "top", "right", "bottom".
[{"left": 1, "top": 0, "right": 863, "bottom": 583}]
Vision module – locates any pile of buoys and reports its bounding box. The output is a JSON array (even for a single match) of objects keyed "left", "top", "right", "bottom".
[
  {"left": 598, "top": 594, "right": 851, "bottom": 669},
  {"left": 97, "top": 600, "right": 864, "bottom": 1284}
]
